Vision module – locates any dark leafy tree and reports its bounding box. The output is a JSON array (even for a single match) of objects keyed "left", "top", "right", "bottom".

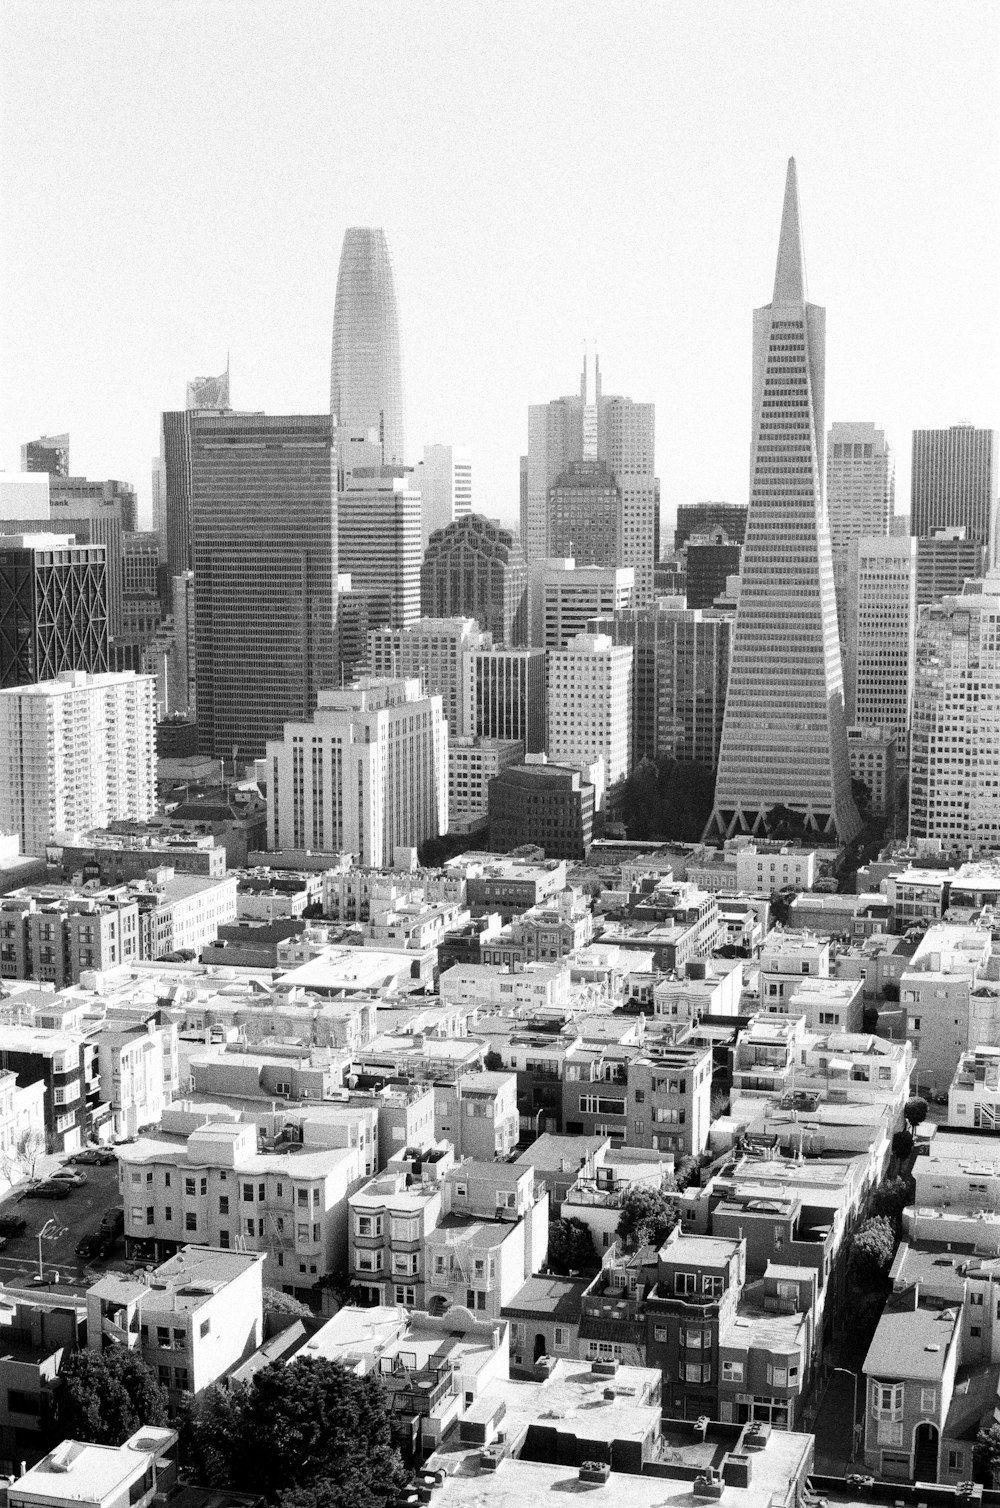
[
  {"left": 547, "top": 1217, "right": 597, "bottom": 1274},
  {"left": 869, "top": 1175, "right": 914, "bottom": 1226},
  {"left": 262, "top": 1287, "right": 313, "bottom": 1317},
  {"left": 892, "top": 1128, "right": 914, "bottom": 1162},
  {"left": 769, "top": 890, "right": 793, "bottom": 927},
  {"left": 974, "top": 1422, "right": 1000, "bottom": 1485},
  {"left": 709, "top": 1090, "right": 731, "bottom": 1121},
  {"left": 904, "top": 1097, "right": 928, "bottom": 1129},
  {"left": 483, "top": 1049, "right": 503, "bottom": 1071},
  {"left": 58, "top": 1347, "right": 169, "bottom": 1445},
  {"left": 616, "top": 1184, "right": 678, "bottom": 1250},
  {"left": 182, "top": 1357, "right": 405, "bottom": 1506},
  {"left": 861, "top": 1006, "right": 880, "bottom": 1034},
  {"left": 674, "top": 1155, "right": 699, "bottom": 1189},
  {"left": 615, "top": 758, "right": 717, "bottom": 843},
  {"left": 849, "top": 1215, "right": 897, "bottom": 1291}
]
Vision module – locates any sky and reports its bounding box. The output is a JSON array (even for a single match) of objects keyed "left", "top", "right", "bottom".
[{"left": 2, "top": 1, "right": 998, "bottom": 543}]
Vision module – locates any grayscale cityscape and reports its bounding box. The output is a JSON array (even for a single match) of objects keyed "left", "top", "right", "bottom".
[{"left": 0, "top": 5, "right": 998, "bottom": 1508}]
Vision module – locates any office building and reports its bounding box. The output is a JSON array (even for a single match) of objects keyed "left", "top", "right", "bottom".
[
  {"left": 547, "top": 633, "right": 633, "bottom": 789},
  {"left": 589, "top": 601, "right": 732, "bottom": 768},
  {"left": 338, "top": 467, "right": 421, "bottom": 629},
  {"left": 448, "top": 737, "right": 523, "bottom": 824},
  {"left": 911, "top": 424, "right": 998, "bottom": 555},
  {"left": 709, "top": 159, "right": 861, "bottom": 843},
  {"left": 489, "top": 762, "right": 595, "bottom": 860},
  {"left": 826, "top": 423, "right": 894, "bottom": 635},
  {"left": 0, "top": 669, "right": 156, "bottom": 855},
  {"left": 190, "top": 412, "right": 338, "bottom": 761},
  {"left": 21, "top": 434, "right": 69, "bottom": 477},
  {"left": 266, "top": 678, "right": 448, "bottom": 864},
  {"left": 367, "top": 617, "right": 491, "bottom": 735},
  {"left": 844, "top": 535, "right": 916, "bottom": 758},
  {"left": 412, "top": 443, "right": 472, "bottom": 547},
  {"left": 337, "top": 580, "right": 393, "bottom": 684},
  {"left": 121, "top": 533, "right": 161, "bottom": 648},
  {"left": 420, "top": 512, "right": 527, "bottom": 646},
  {"left": 463, "top": 646, "right": 547, "bottom": 752},
  {"left": 526, "top": 355, "right": 657, "bottom": 604},
  {"left": 330, "top": 226, "right": 405, "bottom": 473},
  {"left": 916, "top": 527, "right": 986, "bottom": 606},
  {"left": 546, "top": 458, "right": 620, "bottom": 567},
  {"left": 160, "top": 394, "right": 234, "bottom": 583},
  {"left": 0, "top": 473, "right": 51, "bottom": 522},
  {"left": 186, "top": 363, "right": 230, "bottom": 410},
  {"left": 684, "top": 530, "right": 743, "bottom": 610},
  {"left": 910, "top": 573, "right": 1000, "bottom": 846},
  {"left": 0, "top": 535, "right": 109, "bottom": 689},
  {"left": 674, "top": 501, "right": 748, "bottom": 550},
  {"left": 541, "top": 559, "right": 634, "bottom": 649},
  {"left": 846, "top": 726, "right": 897, "bottom": 816}
]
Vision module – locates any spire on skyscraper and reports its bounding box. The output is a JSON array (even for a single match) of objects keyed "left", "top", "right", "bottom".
[
  {"left": 773, "top": 156, "right": 807, "bottom": 305},
  {"left": 330, "top": 227, "right": 405, "bottom": 470}
]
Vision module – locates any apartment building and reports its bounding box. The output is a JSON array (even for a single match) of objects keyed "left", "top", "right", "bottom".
[
  {"left": 87, "top": 1245, "right": 264, "bottom": 1403},
  {"left": 0, "top": 1302, "right": 85, "bottom": 1472},
  {"left": 624, "top": 1044, "right": 714, "bottom": 1158},
  {"left": 0, "top": 1025, "right": 101, "bottom": 1152},
  {"left": 641, "top": 1229, "right": 745, "bottom": 1417},
  {"left": 348, "top": 1143, "right": 454, "bottom": 1306},
  {"left": 758, "top": 931, "right": 831, "bottom": 1004},
  {"left": 900, "top": 924, "right": 995, "bottom": 1093},
  {"left": 0, "top": 891, "right": 140, "bottom": 987},
  {"left": 948, "top": 1045, "right": 1000, "bottom": 1130},
  {"left": 862, "top": 1303, "right": 963, "bottom": 1482},
  {"left": 480, "top": 890, "right": 593, "bottom": 967},
  {"left": 434, "top": 1071, "right": 519, "bottom": 1160},
  {"left": 92, "top": 1020, "right": 166, "bottom": 1139},
  {"left": 8, "top": 1429, "right": 179, "bottom": 1508},
  {"left": 423, "top": 1161, "right": 549, "bottom": 1321},
  {"left": 116, "top": 1116, "right": 365, "bottom": 1301}
]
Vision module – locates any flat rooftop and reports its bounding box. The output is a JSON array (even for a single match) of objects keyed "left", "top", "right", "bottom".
[{"left": 13, "top": 1429, "right": 176, "bottom": 1504}]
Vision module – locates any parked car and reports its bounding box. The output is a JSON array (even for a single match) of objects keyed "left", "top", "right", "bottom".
[
  {"left": 70, "top": 1148, "right": 117, "bottom": 1166},
  {"left": 0, "top": 1216, "right": 27, "bottom": 1237},
  {"left": 51, "top": 1169, "right": 87, "bottom": 1187},
  {"left": 25, "top": 1181, "right": 72, "bottom": 1200},
  {"left": 75, "top": 1230, "right": 112, "bottom": 1260},
  {"left": 99, "top": 1206, "right": 125, "bottom": 1235}
]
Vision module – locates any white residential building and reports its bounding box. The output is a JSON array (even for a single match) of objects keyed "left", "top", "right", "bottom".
[
  {"left": 546, "top": 633, "right": 632, "bottom": 789},
  {"left": 0, "top": 671, "right": 156, "bottom": 856},
  {"left": 368, "top": 617, "right": 490, "bottom": 735},
  {"left": 266, "top": 678, "right": 448, "bottom": 865},
  {"left": 844, "top": 536, "right": 916, "bottom": 758}
]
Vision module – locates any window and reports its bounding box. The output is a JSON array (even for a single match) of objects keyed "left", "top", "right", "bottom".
[
  {"left": 356, "top": 1213, "right": 383, "bottom": 1237},
  {"left": 675, "top": 1272, "right": 696, "bottom": 1295},
  {"left": 200, "top": 1319, "right": 210, "bottom": 1338},
  {"left": 553, "top": 1327, "right": 567, "bottom": 1351},
  {"left": 948, "top": 1451, "right": 965, "bottom": 1474},
  {"left": 185, "top": 1212, "right": 197, "bottom": 1232},
  {"left": 174, "top": 1368, "right": 189, "bottom": 1391},
  {"left": 164, "top": 1206, "right": 172, "bottom": 1222},
  {"left": 920, "top": 1388, "right": 937, "bottom": 1411},
  {"left": 394, "top": 1285, "right": 416, "bottom": 1306},
  {"left": 874, "top": 1382, "right": 903, "bottom": 1415},
  {"left": 702, "top": 1275, "right": 723, "bottom": 1295},
  {"left": 185, "top": 1177, "right": 196, "bottom": 1196},
  {"left": 496, "top": 1191, "right": 517, "bottom": 1210},
  {"left": 276, "top": 1182, "right": 283, "bottom": 1198},
  {"left": 259, "top": 1183, "right": 266, "bottom": 1202},
  {"left": 313, "top": 1223, "right": 320, "bottom": 1242},
  {"left": 245, "top": 1219, "right": 255, "bottom": 1236},
  {"left": 243, "top": 1183, "right": 254, "bottom": 1201},
  {"left": 653, "top": 1325, "right": 668, "bottom": 1342},
  {"left": 465, "top": 1289, "right": 486, "bottom": 1311},
  {"left": 970, "top": 1291, "right": 984, "bottom": 1306},
  {"left": 157, "top": 1326, "right": 170, "bottom": 1347},
  {"left": 722, "top": 1360, "right": 744, "bottom": 1383},
  {"left": 219, "top": 1196, "right": 229, "bottom": 1216},
  {"left": 297, "top": 1223, "right": 310, "bottom": 1242},
  {"left": 146, "top": 1206, "right": 154, "bottom": 1226},
  {"left": 219, "top": 1230, "right": 229, "bottom": 1249},
  {"left": 767, "top": 1365, "right": 787, "bottom": 1387},
  {"left": 200, "top": 1178, "right": 207, "bottom": 1196},
  {"left": 685, "top": 1362, "right": 711, "bottom": 1384},
  {"left": 164, "top": 1172, "right": 171, "bottom": 1188},
  {"left": 297, "top": 1189, "right": 309, "bottom": 1207}
]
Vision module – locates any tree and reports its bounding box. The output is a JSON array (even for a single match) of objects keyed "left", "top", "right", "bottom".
[
  {"left": 483, "top": 1049, "right": 503, "bottom": 1071},
  {"left": 547, "top": 1217, "right": 597, "bottom": 1275},
  {"left": 0, "top": 1125, "right": 47, "bottom": 1184},
  {"left": 709, "top": 1090, "right": 731, "bottom": 1121},
  {"left": 849, "top": 1215, "right": 897, "bottom": 1291},
  {"left": 904, "top": 1097, "right": 928, "bottom": 1129},
  {"left": 892, "top": 1128, "right": 914, "bottom": 1163},
  {"left": 974, "top": 1422, "right": 1000, "bottom": 1486},
  {"left": 182, "top": 1358, "right": 406, "bottom": 1506},
  {"left": 616, "top": 1185, "right": 678, "bottom": 1250},
  {"left": 58, "top": 1348, "right": 169, "bottom": 1445},
  {"left": 262, "top": 1287, "right": 313, "bottom": 1317},
  {"left": 869, "top": 1175, "right": 914, "bottom": 1226}
]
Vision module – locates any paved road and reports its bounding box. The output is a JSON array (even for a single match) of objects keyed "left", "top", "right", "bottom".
[{"left": 0, "top": 1160, "right": 123, "bottom": 1293}]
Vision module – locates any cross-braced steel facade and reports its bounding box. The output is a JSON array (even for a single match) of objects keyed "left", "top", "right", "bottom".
[{"left": 0, "top": 539, "right": 109, "bottom": 688}]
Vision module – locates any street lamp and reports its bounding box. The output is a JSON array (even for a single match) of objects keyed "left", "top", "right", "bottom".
[
  {"left": 36, "top": 1217, "right": 66, "bottom": 1283},
  {"left": 833, "top": 1366, "right": 860, "bottom": 1462}
]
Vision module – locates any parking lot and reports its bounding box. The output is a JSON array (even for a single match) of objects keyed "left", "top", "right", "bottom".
[{"left": 0, "top": 1159, "right": 125, "bottom": 1295}]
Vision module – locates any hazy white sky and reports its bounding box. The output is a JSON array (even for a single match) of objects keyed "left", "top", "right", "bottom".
[{"left": 2, "top": 1, "right": 998, "bottom": 539}]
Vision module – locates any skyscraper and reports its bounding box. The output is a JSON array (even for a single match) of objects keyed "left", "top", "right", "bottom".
[
  {"left": 674, "top": 502, "right": 747, "bottom": 551},
  {"left": 546, "top": 632, "right": 633, "bottom": 791},
  {"left": 330, "top": 227, "right": 405, "bottom": 473},
  {"left": 190, "top": 413, "right": 338, "bottom": 761},
  {"left": 826, "top": 422, "right": 894, "bottom": 636},
  {"left": 462, "top": 647, "right": 547, "bottom": 753},
  {"left": 0, "top": 535, "right": 109, "bottom": 689},
  {"left": 546, "top": 459, "right": 620, "bottom": 566},
  {"left": 338, "top": 467, "right": 422, "bottom": 629},
  {"left": 367, "top": 617, "right": 491, "bottom": 735},
  {"left": 844, "top": 536, "right": 916, "bottom": 760},
  {"left": 21, "top": 434, "right": 69, "bottom": 477},
  {"left": 709, "top": 159, "right": 860, "bottom": 843},
  {"left": 187, "top": 363, "right": 230, "bottom": 411},
  {"left": 412, "top": 444, "right": 472, "bottom": 547},
  {"left": 910, "top": 574, "right": 1000, "bottom": 846},
  {"left": 420, "top": 513, "right": 528, "bottom": 646},
  {"left": 911, "top": 425, "right": 998, "bottom": 556}
]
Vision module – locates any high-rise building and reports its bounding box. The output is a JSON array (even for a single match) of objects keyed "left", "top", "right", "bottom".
[
  {"left": 330, "top": 227, "right": 405, "bottom": 474},
  {"left": 709, "top": 159, "right": 861, "bottom": 843},
  {"left": 526, "top": 356, "right": 657, "bottom": 604},
  {"left": 121, "top": 534, "right": 162, "bottom": 650},
  {"left": 420, "top": 513, "right": 527, "bottom": 646},
  {"left": 826, "top": 423, "right": 894, "bottom": 636},
  {"left": 367, "top": 617, "right": 491, "bottom": 735},
  {"left": 674, "top": 502, "right": 747, "bottom": 551},
  {"left": 161, "top": 393, "right": 234, "bottom": 582},
  {"left": 844, "top": 536, "right": 916, "bottom": 759},
  {"left": 489, "top": 762, "right": 595, "bottom": 861},
  {"left": 338, "top": 467, "right": 421, "bottom": 629},
  {"left": 589, "top": 602, "right": 732, "bottom": 769},
  {"left": 910, "top": 574, "right": 1000, "bottom": 846},
  {"left": 846, "top": 726, "right": 897, "bottom": 817},
  {"left": 546, "top": 459, "right": 620, "bottom": 567},
  {"left": 462, "top": 647, "right": 547, "bottom": 753},
  {"left": 0, "top": 474, "right": 50, "bottom": 521},
  {"left": 189, "top": 413, "right": 338, "bottom": 761},
  {"left": 411, "top": 444, "right": 472, "bottom": 548},
  {"left": 0, "top": 669, "right": 156, "bottom": 855},
  {"left": 916, "top": 528, "right": 986, "bottom": 607},
  {"left": 911, "top": 425, "right": 998, "bottom": 556},
  {"left": 541, "top": 560, "right": 634, "bottom": 649},
  {"left": 0, "top": 535, "right": 109, "bottom": 689},
  {"left": 186, "top": 363, "right": 230, "bottom": 411},
  {"left": 266, "top": 679, "right": 447, "bottom": 864},
  {"left": 684, "top": 531, "right": 743, "bottom": 610},
  {"left": 21, "top": 434, "right": 69, "bottom": 477},
  {"left": 448, "top": 737, "right": 524, "bottom": 827},
  {"left": 546, "top": 632, "right": 633, "bottom": 790}
]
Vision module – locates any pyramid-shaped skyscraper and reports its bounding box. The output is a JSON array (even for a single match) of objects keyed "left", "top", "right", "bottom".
[{"left": 709, "top": 160, "right": 861, "bottom": 843}]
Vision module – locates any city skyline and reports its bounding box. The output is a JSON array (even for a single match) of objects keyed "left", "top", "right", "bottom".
[{"left": 2, "top": 3, "right": 997, "bottom": 539}]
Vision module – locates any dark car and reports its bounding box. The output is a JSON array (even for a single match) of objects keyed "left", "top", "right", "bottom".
[
  {"left": 0, "top": 1215, "right": 27, "bottom": 1237},
  {"left": 99, "top": 1206, "right": 125, "bottom": 1235},
  {"left": 70, "top": 1148, "right": 117, "bottom": 1166},
  {"left": 75, "top": 1230, "right": 112, "bottom": 1260},
  {"left": 25, "top": 1181, "right": 72, "bottom": 1200}
]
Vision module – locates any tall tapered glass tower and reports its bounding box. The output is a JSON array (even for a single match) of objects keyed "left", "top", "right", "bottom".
[
  {"left": 709, "top": 159, "right": 861, "bottom": 843},
  {"left": 330, "top": 227, "right": 405, "bottom": 471}
]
